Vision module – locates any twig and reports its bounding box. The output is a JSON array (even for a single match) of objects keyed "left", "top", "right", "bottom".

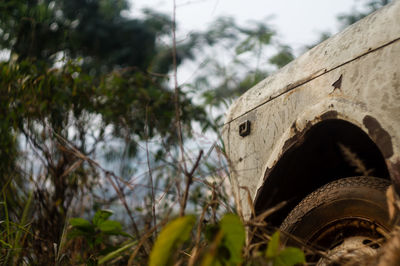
[
  {"left": 240, "top": 186, "right": 256, "bottom": 218},
  {"left": 52, "top": 131, "right": 150, "bottom": 253},
  {"left": 104, "top": 173, "right": 145, "bottom": 249},
  {"left": 180, "top": 150, "right": 203, "bottom": 217},
  {"left": 215, "top": 145, "right": 244, "bottom": 220},
  {"left": 145, "top": 105, "right": 157, "bottom": 238},
  {"left": 188, "top": 199, "right": 220, "bottom": 266},
  {"left": 172, "top": 0, "right": 188, "bottom": 175},
  {"left": 171, "top": 0, "right": 203, "bottom": 218}
]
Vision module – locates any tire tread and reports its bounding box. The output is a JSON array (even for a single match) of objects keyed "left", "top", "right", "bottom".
[{"left": 280, "top": 176, "right": 390, "bottom": 232}]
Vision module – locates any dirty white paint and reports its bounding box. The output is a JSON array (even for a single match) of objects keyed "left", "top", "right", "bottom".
[{"left": 222, "top": 1, "right": 400, "bottom": 218}]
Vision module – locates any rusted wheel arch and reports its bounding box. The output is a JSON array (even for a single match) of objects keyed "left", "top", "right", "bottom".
[{"left": 254, "top": 119, "right": 390, "bottom": 227}]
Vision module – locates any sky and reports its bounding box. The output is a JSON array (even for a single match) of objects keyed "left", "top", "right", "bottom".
[{"left": 131, "top": 0, "right": 362, "bottom": 54}]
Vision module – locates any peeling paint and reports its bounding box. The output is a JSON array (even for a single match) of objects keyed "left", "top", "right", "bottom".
[
  {"left": 320, "top": 110, "right": 339, "bottom": 120},
  {"left": 281, "top": 111, "right": 340, "bottom": 154},
  {"left": 281, "top": 121, "right": 311, "bottom": 153}
]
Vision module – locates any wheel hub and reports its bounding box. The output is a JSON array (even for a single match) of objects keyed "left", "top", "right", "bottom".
[
  {"left": 307, "top": 218, "right": 387, "bottom": 265},
  {"left": 317, "top": 236, "right": 380, "bottom": 265}
]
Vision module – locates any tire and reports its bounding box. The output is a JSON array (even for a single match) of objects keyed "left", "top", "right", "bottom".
[{"left": 280, "top": 176, "right": 393, "bottom": 263}]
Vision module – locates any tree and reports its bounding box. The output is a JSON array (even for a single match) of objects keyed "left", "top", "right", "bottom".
[
  {"left": 0, "top": 1, "right": 209, "bottom": 263},
  {"left": 306, "top": 0, "right": 392, "bottom": 50},
  {"left": 337, "top": 0, "right": 391, "bottom": 29},
  {"left": 184, "top": 17, "right": 294, "bottom": 134}
]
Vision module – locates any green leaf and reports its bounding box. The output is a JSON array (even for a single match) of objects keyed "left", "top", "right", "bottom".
[
  {"left": 70, "top": 218, "right": 92, "bottom": 230},
  {"left": 204, "top": 224, "right": 220, "bottom": 242},
  {"left": 201, "top": 231, "right": 224, "bottom": 266},
  {"left": 201, "top": 252, "right": 223, "bottom": 266},
  {"left": 219, "top": 213, "right": 245, "bottom": 264},
  {"left": 98, "top": 220, "right": 122, "bottom": 234},
  {"left": 0, "top": 239, "right": 12, "bottom": 248},
  {"left": 98, "top": 240, "right": 137, "bottom": 265},
  {"left": 93, "top": 209, "right": 113, "bottom": 226},
  {"left": 149, "top": 215, "right": 196, "bottom": 266},
  {"left": 269, "top": 46, "right": 294, "bottom": 69},
  {"left": 274, "top": 247, "right": 305, "bottom": 266},
  {"left": 266, "top": 231, "right": 280, "bottom": 258},
  {"left": 258, "top": 32, "right": 272, "bottom": 45},
  {"left": 13, "top": 190, "right": 34, "bottom": 262},
  {"left": 235, "top": 36, "right": 256, "bottom": 55}
]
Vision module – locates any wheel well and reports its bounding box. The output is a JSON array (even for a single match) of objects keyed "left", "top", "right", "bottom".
[{"left": 254, "top": 119, "right": 390, "bottom": 227}]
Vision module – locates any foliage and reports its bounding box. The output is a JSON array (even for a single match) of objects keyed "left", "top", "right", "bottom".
[
  {"left": 337, "top": 0, "right": 391, "bottom": 29},
  {"left": 269, "top": 45, "right": 295, "bottom": 69},
  {"left": 0, "top": 0, "right": 212, "bottom": 263},
  {"left": 265, "top": 231, "right": 305, "bottom": 266},
  {"left": 306, "top": 0, "right": 392, "bottom": 50},
  {"left": 0, "top": 57, "right": 209, "bottom": 263},
  {"left": 149, "top": 214, "right": 305, "bottom": 266},
  {"left": 149, "top": 215, "right": 196, "bottom": 266},
  {"left": 0, "top": 0, "right": 172, "bottom": 74},
  {"left": 0, "top": 189, "right": 33, "bottom": 265},
  {"left": 201, "top": 213, "right": 246, "bottom": 266},
  {"left": 191, "top": 17, "right": 294, "bottom": 110},
  {"left": 183, "top": 17, "right": 294, "bottom": 135},
  {"left": 68, "top": 209, "right": 133, "bottom": 264}
]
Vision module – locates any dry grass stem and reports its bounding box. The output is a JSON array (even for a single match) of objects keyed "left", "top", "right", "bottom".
[{"left": 339, "top": 143, "right": 373, "bottom": 176}]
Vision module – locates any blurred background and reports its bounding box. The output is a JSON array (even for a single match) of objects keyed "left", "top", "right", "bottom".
[{"left": 0, "top": 0, "right": 391, "bottom": 264}]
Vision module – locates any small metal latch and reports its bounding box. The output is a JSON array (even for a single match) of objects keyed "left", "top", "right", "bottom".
[{"left": 239, "top": 120, "right": 251, "bottom": 137}]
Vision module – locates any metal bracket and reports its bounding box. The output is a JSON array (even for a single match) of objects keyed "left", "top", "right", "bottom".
[{"left": 239, "top": 120, "right": 251, "bottom": 137}]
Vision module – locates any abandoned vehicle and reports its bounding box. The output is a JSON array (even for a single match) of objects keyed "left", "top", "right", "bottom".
[{"left": 222, "top": 1, "right": 400, "bottom": 262}]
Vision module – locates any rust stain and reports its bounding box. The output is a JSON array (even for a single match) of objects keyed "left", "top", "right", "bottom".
[
  {"left": 320, "top": 110, "right": 339, "bottom": 120},
  {"left": 281, "top": 122, "right": 301, "bottom": 153},
  {"left": 281, "top": 121, "right": 312, "bottom": 154},
  {"left": 281, "top": 111, "right": 338, "bottom": 156},
  {"left": 257, "top": 111, "right": 340, "bottom": 212},
  {"left": 285, "top": 69, "right": 326, "bottom": 91},
  {"left": 363, "top": 115, "right": 394, "bottom": 158},
  {"left": 284, "top": 88, "right": 297, "bottom": 99}
]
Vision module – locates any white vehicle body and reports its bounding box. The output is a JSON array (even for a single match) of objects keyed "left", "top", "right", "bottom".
[{"left": 222, "top": 1, "right": 400, "bottom": 226}]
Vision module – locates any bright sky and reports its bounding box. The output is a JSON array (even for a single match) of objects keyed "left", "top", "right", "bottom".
[{"left": 131, "top": 0, "right": 361, "bottom": 54}]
